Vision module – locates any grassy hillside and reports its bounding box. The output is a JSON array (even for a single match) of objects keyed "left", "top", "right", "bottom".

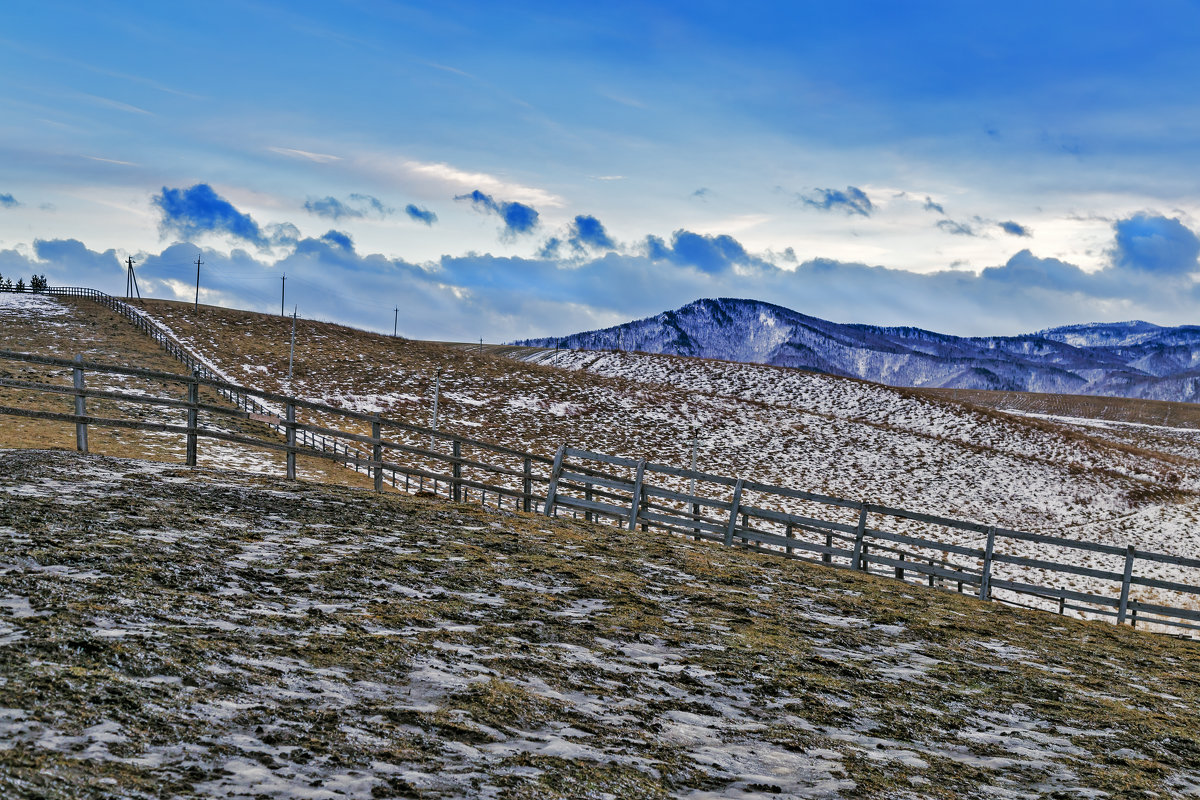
[
  {"left": 2, "top": 449, "right": 1199, "bottom": 799},
  {"left": 0, "top": 293, "right": 375, "bottom": 489}
]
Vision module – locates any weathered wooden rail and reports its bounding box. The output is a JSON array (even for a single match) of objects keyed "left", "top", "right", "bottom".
[
  {"left": 4, "top": 285, "right": 1200, "bottom": 637},
  {"left": 542, "top": 447, "right": 1200, "bottom": 635},
  {"left": 11, "top": 285, "right": 377, "bottom": 475}
]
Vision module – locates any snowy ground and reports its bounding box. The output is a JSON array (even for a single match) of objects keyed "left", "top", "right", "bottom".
[
  {"left": 2, "top": 449, "right": 1200, "bottom": 799},
  {"left": 119, "top": 302, "right": 1200, "bottom": 624}
]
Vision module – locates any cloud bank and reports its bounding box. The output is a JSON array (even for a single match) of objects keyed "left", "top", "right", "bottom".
[
  {"left": 0, "top": 193, "right": 20, "bottom": 209},
  {"left": 13, "top": 189, "right": 1200, "bottom": 343}
]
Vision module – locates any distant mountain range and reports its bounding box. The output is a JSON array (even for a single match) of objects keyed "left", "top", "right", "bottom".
[{"left": 515, "top": 298, "right": 1200, "bottom": 402}]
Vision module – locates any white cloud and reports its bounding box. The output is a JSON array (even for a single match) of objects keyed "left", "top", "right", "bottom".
[
  {"left": 379, "top": 158, "right": 565, "bottom": 208},
  {"left": 267, "top": 146, "right": 342, "bottom": 163}
]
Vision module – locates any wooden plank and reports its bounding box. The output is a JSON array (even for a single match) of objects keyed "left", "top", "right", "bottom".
[
  {"left": 739, "top": 478, "right": 865, "bottom": 510},
  {"left": 1117, "top": 545, "right": 1135, "bottom": 624},
  {"left": 865, "top": 552, "right": 981, "bottom": 586},
  {"left": 628, "top": 460, "right": 647, "bottom": 531},
  {"left": 850, "top": 506, "right": 868, "bottom": 571},
  {"left": 638, "top": 509, "right": 728, "bottom": 537},
  {"left": 185, "top": 377, "right": 199, "bottom": 467},
  {"left": 554, "top": 495, "right": 629, "bottom": 520},
  {"left": 979, "top": 526, "right": 996, "bottom": 601},
  {"left": 992, "top": 526, "right": 1129, "bottom": 557},
  {"left": 1130, "top": 550, "right": 1200, "bottom": 570},
  {"left": 285, "top": 401, "right": 296, "bottom": 480},
  {"left": 739, "top": 504, "right": 861, "bottom": 536},
  {"left": 641, "top": 461, "right": 741, "bottom": 488},
  {"left": 862, "top": 527, "right": 984, "bottom": 560},
  {"left": 862, "top": 502, "right": 991, "bottom": 535},
  {"left": 558, "top": 470, "right": 633, "bottom": 493},
  {"left": 988, "top": 578, "right": 1121, "bottom": 609},
  {"left": 564, "top": 447, "right": 642, "bottom": 468},
  {"left": 990, "top": 551, "right": 1124, "bottom": 583},
  {"left": 1129, "top": 574, "right": 1200, "bottom": 595},
  {"left": 72, "top": 356, "right": 87, "bottom": 454},
  {"left": 543, "top": 445, "right": 566, "bottom": 517},
  {"left": 641, "top": 483, "right": 734, "bottom": 510},
  {"left": 724, "top": 479, "right": 745, "bottom": 547}
]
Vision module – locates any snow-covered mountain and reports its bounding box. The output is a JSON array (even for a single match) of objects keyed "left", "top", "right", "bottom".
[{"left": 515, "top": 298, "right": 1200, "bottom": 402}]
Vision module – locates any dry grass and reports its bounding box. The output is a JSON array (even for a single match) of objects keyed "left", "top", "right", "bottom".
[
  {"left": 0, "top": 296, "right": 378, "bottom": 491},
  {"left": 917, "top": 386, "right": 1200, "bottom": 429}
]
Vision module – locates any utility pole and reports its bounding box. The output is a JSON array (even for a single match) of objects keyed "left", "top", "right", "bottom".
[
  {"left": 479, "top": 337, "right": 483, "bottom": 355},
  {"left": 393, "top": 307, "right": 398, "bottom": 338},
  {"left": 280, "top": 274, "right": 286, "bottom": 317},
  {"left": 288, "top": 307, "right": 297, "bottom": 382},
  {"left": 193, "top": 254, "right": 202, "bottom": 313},
  {"left": 125, "top": 256, "right": 140, "bottom": 300},
  {"left": 430, "top": 368, "right": 442, "bottom": 451}
]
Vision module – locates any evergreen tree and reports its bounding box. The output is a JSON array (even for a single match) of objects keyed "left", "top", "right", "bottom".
[{"left": 15, "top": 278, "right": 25, "bottom": 291}]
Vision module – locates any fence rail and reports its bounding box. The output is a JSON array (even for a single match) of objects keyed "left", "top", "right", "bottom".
[{"left": 3, "top": 284, "right": 1199, "bottom": 637}]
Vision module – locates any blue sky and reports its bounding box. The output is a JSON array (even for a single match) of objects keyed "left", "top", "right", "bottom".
[{"left": 2, "top": 1, "right": 1199, "bottom": 340}]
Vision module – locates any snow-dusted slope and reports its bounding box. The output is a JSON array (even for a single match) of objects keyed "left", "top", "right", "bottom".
[{"left": 516, "top": 298, "right": 1200, "bottom": 401}]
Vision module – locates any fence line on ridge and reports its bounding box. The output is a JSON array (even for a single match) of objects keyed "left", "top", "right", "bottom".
[{"left": 3, "top": 285, "right": 1199, "bottom": 638}]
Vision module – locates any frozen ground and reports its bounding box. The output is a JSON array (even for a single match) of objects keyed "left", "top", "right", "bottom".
[
  {"left": 2, "top": 449, "right": 1200, "bottom": 799},
  {"left": 123, "top": 303, "right": 1200, "bottom": 622}
]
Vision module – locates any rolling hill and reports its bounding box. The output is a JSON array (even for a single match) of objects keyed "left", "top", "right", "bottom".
[{"left": 514, "top": 298, "right": 1200, "bottom": 402}]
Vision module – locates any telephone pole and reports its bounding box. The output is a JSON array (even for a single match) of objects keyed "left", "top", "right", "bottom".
[
  {"left": 288, "top": 307, "right": 297, "bottom": 381},
  {"left": 125, "top": 256, "right": 141, "bottom": 300},
  {"left": 280, "top": 274, "right": 286, "bottom": 317},
  {"left": 393, "top": 306, "right": 398, "bottom": 338},
  {"left": 193, "top": 254, "right": 202, "bottom": 313}
]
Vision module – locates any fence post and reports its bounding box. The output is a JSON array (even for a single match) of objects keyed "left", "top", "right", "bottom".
[
  {"left": 785, "top": 523, "right": 794, "bottom": 555},
  {"left": 452, "top": 439, "right": 462, "bottom": 502},
  {"left": 1117, "top": 544, "right": 1136, "bottom": 624},
  {"left": 523, "top": 457, "right": 532, "bottom": 513},
  {"left": 978, "top": 526, "right": 996, "bottom": 600},
  {"left": 895, "top": 553, "right": 904, "bottom": 581},
  {"left": 692, "top": 501, "right": 701, "bottom": 541},
  {"left": 627, "top": 460, "right": 647, "bottom": 531},
  {"left": 723, "top": 479, "right": 745, "bottom": 546},
  {"left": 72, "top": 355, "right": 88, "bottom": 454},
  {"left": 185, "top": 373, "right": 199, "bottom": 467},
  {"left": 372, "top": 417, "right": 383, "bottom": 493},
  {"left": 285, "top": 401, "right": 296, "bottom": 480},
  {"left": 823, "top": 531, "right": 832, "bottom": 563},
  {"left": 543, "top": 445, "right": 566, "bottom": 517},
  {"left": 850, "top": 506, "right": 868, "bottom": 570},
  {"left": 585, "top": 483, "right": 594, "bottom": 522}
]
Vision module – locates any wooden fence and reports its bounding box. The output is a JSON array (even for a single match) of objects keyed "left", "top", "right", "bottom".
[
  {"left": 19, "top": 286, "right": 378, "bottom": 475},
  {"left": 542, "top": 447, "right": 1200, "bottom": 635},
  {"left": 3, "top": 284, "right": 1200, "bottom": 637}
]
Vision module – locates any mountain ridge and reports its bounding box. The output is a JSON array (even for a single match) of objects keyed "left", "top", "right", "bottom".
[{"left": 514, "top": 297, "right": 1200, "bottom": 402}]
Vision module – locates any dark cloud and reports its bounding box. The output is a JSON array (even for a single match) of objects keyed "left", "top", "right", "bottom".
[
  {"left": 305, "top": 194, "right": 393, "bottom": 220},
  {"left": 405, "top": 204, "right": 438, "bottom": 225},
  {"left": 999, "top": 220, "right": 1032, "bottom": 237},
  {"left": 645, "top": 229, "right": 760, "bottom": 274},
  {"left": 0, "top": 192, "right": 20, "bottom": 209},
  {"left": 692, "top": 188, "right": 710, "bottom": 199},
  {"left": 1111, "top": 213, "right": 1200, "bottom": 274},
  {"left": 153, "top": 184, "right": 267, "bottom": 246},
  {"left": 320, "top": 230, "right": 354, "bottom": 250},
  {"left": 923, "top": 196, "right": 945, "bottom": 214},
  {"left": 454, "top": 189, "right": 539, "bottom": 237},
  {"left": 937, "top": 219, "right": 977, "bottom": 236},
  {"left": 567, "top": 215, "right": 614, "bottom": 252},
  {"left": 801, "top": 186, "right": 873, "bottom": 217}
]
